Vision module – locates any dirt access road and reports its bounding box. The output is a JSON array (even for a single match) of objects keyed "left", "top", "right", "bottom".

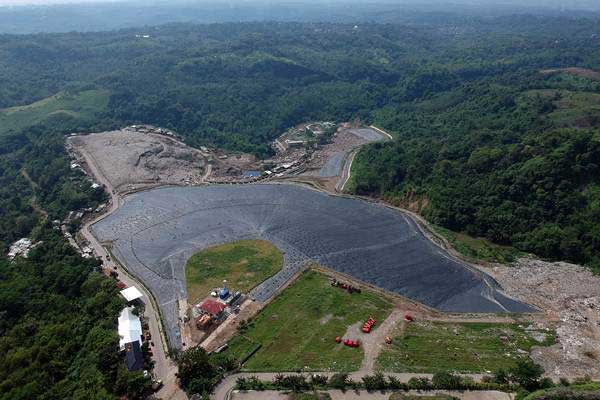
[
  {"left": 77, "top": 144, "right": 187, "bottom": 400},
  {"left": 336, "top": 125, "right": 392, "bottom": 192}
]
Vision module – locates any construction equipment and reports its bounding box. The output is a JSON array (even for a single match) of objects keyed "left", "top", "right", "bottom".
[{"left": 330, "top": 278, "right": 361, "bottom": 294}]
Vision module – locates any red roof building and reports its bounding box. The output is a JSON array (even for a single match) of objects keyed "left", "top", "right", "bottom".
[{"left": 199, "top": 298, "right": 226, "bottom": 316}]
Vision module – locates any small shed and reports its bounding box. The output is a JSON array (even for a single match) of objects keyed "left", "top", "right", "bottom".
[
  {"left": 199, "top": 298, "right": 226, "bottom": 317},
  {"left": 120, "top": 286, "right": 143, "bottom": 302}
]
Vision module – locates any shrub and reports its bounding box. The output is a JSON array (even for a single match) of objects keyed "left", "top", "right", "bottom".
[
  {"left": 510, "top": 360, "right": 545, "bottom": 391},
  {"left": 432, "top": 372, "right": 462, "bottom": 390},
  {"left": 407, "top": 377, "right": 431, "bottom": 390},
  {"left": 387, "top": 375, "right": 406, "bottom": 390},
  {"left": 362, "top": 372, "right": 387, "bottom": 391},
  {"left": 311, "top": 374, "right": 328, "bottom": 386},
  {"left": 279, "top": 375, "right": 310, "bottom": 392},
  {"left": 559, "top": 377, "right": 571, "bottom": 387},
  {"left": 330, "top": 373, "right": 349, "bottom": 390}
]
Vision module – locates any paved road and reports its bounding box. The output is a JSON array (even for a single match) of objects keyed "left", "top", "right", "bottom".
[
  {"left": 76, "top": 145, "right": 187, "bottom": 400},
  {"left": 336, "top": 126, "right": 392, "bottom": 193},
  {"left": 336, "top": 149, "right": 357, "bottom": 192}
]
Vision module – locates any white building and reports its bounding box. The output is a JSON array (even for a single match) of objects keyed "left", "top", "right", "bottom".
[
  {"left": 117, "top": 306, "right": 143, "bottom": 350},
  {"left": 120, "top": 286, "right": 143, "bottom": 302}
]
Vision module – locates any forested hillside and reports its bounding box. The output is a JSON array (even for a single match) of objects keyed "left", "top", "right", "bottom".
[
  {"left": 351, "top": 65, "right": 600, "bottom": 270},
  {"left": 0, "top": 16, "right": 599, "bottom": 396}
]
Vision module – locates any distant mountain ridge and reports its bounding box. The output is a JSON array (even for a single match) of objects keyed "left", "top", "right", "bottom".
[{"left": 1, "top": 0, "right": 600, "bottom": 34}]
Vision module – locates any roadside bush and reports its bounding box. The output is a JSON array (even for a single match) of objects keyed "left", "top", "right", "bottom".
[
  {"left": 236, "top": 376, "right": 265, "bottom": 391},
  {"left": 310, "top": 374, "right": 328, "bottom": 386},
  {"left": 493, "top": 368, "right": 510, "bottom": 385},
  {"left": 273, "top": 374, "right": 285, "bottom": 386},
  {"left": 235, "top": 377, "right": 249, "bottom": 390},
  {"left": 213, "top": 354, "right": 236, "bottom": 372},
  {"left": 432, "top": 372, "right": 462, "bottom": 390},
  {"left": 510, "top": 360, "right": 545, "bottom": 391},
  {"left": 362, "top": 372, "right": 387, "bottom": 391},
  {"left": 387, "top": 375, "right": 407, "bottom": 390},
  {"left": 407, "top": 377, "right": 431, "bottom": 390},
  {"left": 329, "top": 373, "right": 349, "bottom": 390},
  {"left": 559, "top": 377, "right": 571, "bottom": 387},
  {"left": 279, "top": 375, "right": 310, "bottom": 392}
]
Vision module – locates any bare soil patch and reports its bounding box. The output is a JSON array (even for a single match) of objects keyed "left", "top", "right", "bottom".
[
  {"left": 489, "top": 258, "right": 600, "bottom": 380},
  {"left": 68, "top": 128, "right": 207, "bottom": 193}
]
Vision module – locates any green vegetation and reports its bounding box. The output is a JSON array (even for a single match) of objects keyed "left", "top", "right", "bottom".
[
  {"left": 523, "top": 383, "right": 600, "bottom": 400},
  {"left": 0, "top": 90, "right": 110, "bottom": 137},
  {"left": 175, "top": 346, "right": 236, "bottom": 397},
  {"left": 185, "top": 240, "right": 283, "bottom": 304},
  {"left": 524, "top": 89, "right": 600, "bottom": 128},
  {"left": 376, "top": 321, "right": 555, "bottom": 374},
  {"left": 221, "top": 269, "right": 393, "bottom": 372},
  {"left": 351, "top": 70, "right": 600, "bottom": 270},
  {"left": 290, "top": 392, "right": 332, "bottom": 400},
  {"left": 0, "top": 19, "right": 598, "bottom": 271},
  {"left": 389, "top": 395, "right": 459, "bottom": 400},
  {"left": 434, "top": 226, "right": 524, "bottom": 264},
  {"left": 1, "top": 15, "right": 600, "bottom": 398},
  {"left": 0, "top": 227, "right": 151, "bottom": 400}
]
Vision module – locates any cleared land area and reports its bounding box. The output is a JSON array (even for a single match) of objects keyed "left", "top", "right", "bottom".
[
  {"left": 523, "top": 89, "right": 600, "bottom": 128},
  {"left": 490, "top": 258, "right": 600, "bottom": 380},
  {"left": 91, "top": 184, "right": 534, "bottom": 349},
  {"left": 540, "top": 67, "right": 600, "bottom": 80},
  {"left": 186, "top": 239, "right": 283, "bottom": 305},
  {"left": 221, "top": 269, "right": 393, "bottom": 372},
  {"left": 68, "top": 128, "right": 207, "bottom": 193},
  {"left": 301, "top": 126, "right": 389, "bottom": 190},
  {"left": 0, "top": 89, "right": 109, "bottom": 136},
  {"left": 376, "top": 320, "right": 554, "bottom": 374}
]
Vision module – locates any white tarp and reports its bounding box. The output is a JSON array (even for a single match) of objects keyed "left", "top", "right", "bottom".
[
  {"left": 120, "top": 286, "right": 143, "bottom": 302},
  {"left": 118, "top": 306, "right": 142, "bottom": 349}
]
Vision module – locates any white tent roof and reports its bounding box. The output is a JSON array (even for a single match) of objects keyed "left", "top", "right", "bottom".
[
  {"left": 120, "top": 286, "right": 143, "bottom": 302},
  {"left": 118, "top": 306, "right": 142, "bottom": 349}
]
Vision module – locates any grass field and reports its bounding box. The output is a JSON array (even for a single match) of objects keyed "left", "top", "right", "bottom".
[
  {"left": 186, "top": 240, "right": 283, "bottom": 304},
  {"left": 221, "top": 269, "right": 394, "bottom": 372},
  {"left": 0, "top": 89, "right": 109, "bottom": 136},
  {"left": 376, "top": 321, "right": 555, "bottom": 374}
]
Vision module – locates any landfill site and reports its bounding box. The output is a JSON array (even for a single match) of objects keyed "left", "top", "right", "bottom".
[
  {"left": 490, "top": 258, "right": 600, "bottom": 380},
  {"left": 67, "top": 122, "right": 390, "bottom": 194},
  {"left": 91, "top": 184, "right": 534, "bottom": 349},
  {"left": 67, "top": 126, "right": 209, "bottom": 194},
  {"left": 58, "top": 121, "right": 600, "bottom": 385}
]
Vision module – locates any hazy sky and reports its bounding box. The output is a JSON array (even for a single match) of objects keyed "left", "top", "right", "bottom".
[
  {"left": 0, "top": 0, "right": 120, "bottom": 5},
  {"left": 0, "top": 0, "right": 593, "bottom": 9}
]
